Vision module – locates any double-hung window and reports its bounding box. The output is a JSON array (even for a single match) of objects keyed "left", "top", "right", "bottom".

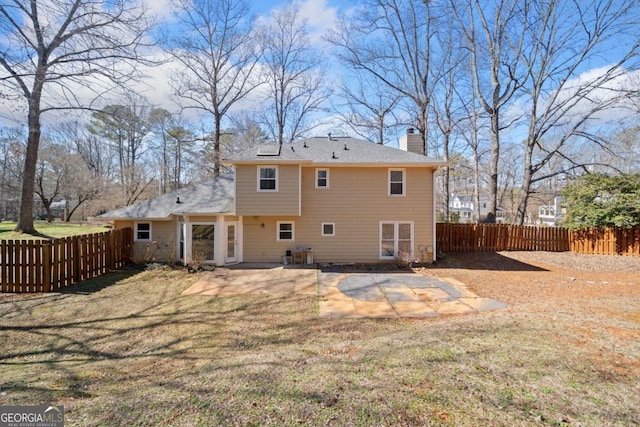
[
  {"left": 135, "top": 222, "right": 152, "bottom": 242},
  {"left": 316, "top": 168, "right": 329, "bottom": 189},
  {"left": 388, "top": 168, "right": 405, "bottom": 196},
  {"left": 258, "top": 166, "right": 278, "bottom": 191},
  {"left": 277, "top": 221, "right": 295, "bottom": 242}
]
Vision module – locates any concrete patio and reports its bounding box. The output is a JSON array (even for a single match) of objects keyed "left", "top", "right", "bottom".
[
  {"left": 181, "top": 264, "right": 507, "bottom": 318},
  {"left": 317, "top": 270, "right": 507, "bottom": 318}
]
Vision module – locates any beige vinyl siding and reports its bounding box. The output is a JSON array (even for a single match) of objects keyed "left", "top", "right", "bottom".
[
  {"left": 235, "top": 164, "right": 300, "bottom": 216},
  {"left": 113, "top": 219, "right": 179, "bottom": 262},
  {"left": 242, "top": 216, "right": 300, "bottom": 261},
  {"left": 113, "top": 215, "right": 239, "bottom": 263},
  {"left": 242, "top": 166, "right": 436, "bottom": 263}
]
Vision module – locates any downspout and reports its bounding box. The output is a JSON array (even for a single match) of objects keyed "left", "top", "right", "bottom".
[{"left": 432, "top": 168, "right": 437, "bottom": 262}]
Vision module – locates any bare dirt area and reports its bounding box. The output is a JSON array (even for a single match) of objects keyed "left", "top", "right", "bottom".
[
  {"left": 423, "top": 251, "right": 640, "bottom": 314},
  {"left": 423, "top": 251, "right": 640, "bottom": 381}
]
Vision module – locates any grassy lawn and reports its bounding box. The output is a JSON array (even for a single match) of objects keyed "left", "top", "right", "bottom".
[
  {"left": 0, "top": 259, "right": 638, "bottom": 426},
  {"left": 0, "top": 221, "right": 110, "bottom": 240}
]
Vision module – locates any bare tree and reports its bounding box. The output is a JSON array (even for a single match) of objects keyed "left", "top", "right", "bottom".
[
  {"left": 0, "top": 0, "right": 154, "bottom": 234},
  {"left": 147, "top": 108, "right": 176, "bottom": 194},
  {"left": 334, "top": 72, "right": 401, "bottom": 145},
  {"left": 328, "top": 0, "right": 437, "bottom": 152},
  {"left": 429, "top": 10, "right": 469, "bottom": 221},
  {"left": 0, "top": 127, "right": 25, "bottom": 220},
  {"left": 168, "top": 0, "right": 262, "bottom": 175},
  {"left": 87, "top": 96, "right": 153, "bottom": 206},
  {"left": 34, "top": 138, "right": 68, "bottom": 222},
  {"left": 512, "top": 0, "right": 640, "bottom": 223},
  {"left": 450, "top": 0, "right": 529, "bottom": 220},
  {"left": 259, "top": 2, "right": 330, "bottom": 145},
  {"left": 225, "top": 111, "right": 267, "bottom": 155}
]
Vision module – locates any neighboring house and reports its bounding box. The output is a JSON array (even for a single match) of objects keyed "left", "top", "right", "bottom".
[
  {"left": 99, "top": 131, "right": 447, "bottom": 266},
  {"left": 538, "top": 196, "right": 565, "bottom": 226},
  {"left": 449, "top": 193, "right": 506, "bottom": 223}
]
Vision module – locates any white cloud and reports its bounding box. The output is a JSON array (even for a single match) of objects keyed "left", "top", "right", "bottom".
[
  {"left": 298, "top": 0, "right": 338, "bottom": 45},
  {"left": 142, "top": 0, "right": 174, "bottom": 21},
  {"left": 506, "top": 64, "right": 640, "bottom": 138}
]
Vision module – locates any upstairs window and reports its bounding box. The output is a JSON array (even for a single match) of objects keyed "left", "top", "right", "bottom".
[
  {"left": 135, "top": 222, "right": 152, "bottom": 242},
  {"left": 258, "top": 166, "right": 278, "bottom": 192},
  {"left": 316, "top": 168, "right": 329, "bottom": 189},
  {"left": 389, "top": 168, "right": 405, "bottom": 196}
]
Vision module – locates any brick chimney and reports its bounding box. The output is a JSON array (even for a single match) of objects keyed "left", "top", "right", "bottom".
[{"left": 399, "top": 128, "right": 424, "bottom": 155}]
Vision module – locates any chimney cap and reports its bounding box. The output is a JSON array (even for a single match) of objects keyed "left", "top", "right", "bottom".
[{"left": 407, "top": 127, "right": 415, "bottom": 134}]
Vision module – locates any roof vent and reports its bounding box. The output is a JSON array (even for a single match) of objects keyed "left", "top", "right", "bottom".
[
  {"left": 332, "top": 152, "right": 337, "bottom": 159},
  {"left": 344, "top": 144, "right": 349, "bottom": 151},
  {"left": 303, "top": 141, "right": 308, "bottom": 148},
  {"left": 176, "top": 197, "right": 183, "bottom": 204},
  {"left": 328, "top": 132, "right": 333, "bottom": 141},
  {"left": 291, "top": 146, "right": 295, "bottom": 152}
]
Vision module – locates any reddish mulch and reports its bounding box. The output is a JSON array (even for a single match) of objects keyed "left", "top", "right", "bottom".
[{"left": 420, "top": 251, "right": 640, "bottom": 353}]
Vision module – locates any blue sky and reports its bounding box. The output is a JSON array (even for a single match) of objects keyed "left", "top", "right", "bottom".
[
  {"left": 0, "top": 0, "right": 354, "bottom": 130},
  {"left": 136, "top": 0, "right": 355, "bottom": 134},
  {"left": 2, "top": 0, "right": 638, "bottom": 145}
]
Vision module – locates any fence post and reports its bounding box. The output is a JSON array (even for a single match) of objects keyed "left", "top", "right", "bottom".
[{"left": 43, "top": 241, "right": 52, "bottom": 293}]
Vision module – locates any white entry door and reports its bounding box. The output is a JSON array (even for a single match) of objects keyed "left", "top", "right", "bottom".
[{"left": 225, "top": 222, "right": 238, "bottom": 263}]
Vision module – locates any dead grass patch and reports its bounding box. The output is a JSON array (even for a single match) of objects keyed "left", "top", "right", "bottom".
[{"left": 1, "top": 254, "right": 639, "bottom": 426}]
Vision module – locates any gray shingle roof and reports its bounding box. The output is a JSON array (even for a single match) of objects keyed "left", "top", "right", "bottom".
[
  {"left": 98, "top": 176, "right": 234, "bottom": 220},
  {"left": 226, "top": 136, "right": 446, "bottom": 166}
]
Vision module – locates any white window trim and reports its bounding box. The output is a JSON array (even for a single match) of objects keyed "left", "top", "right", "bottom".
[
  {"left": 388, "top": 168, "right": 406, "bottom": 197},
  {"left": 379, "top": 221, "right": 414, "bottom": 260},
  {"left": 276, "top": 221, "right": 295, "bottom": 242},
  {"left": 315, "top": 168, "right": 330, "bottom": 189},
  {"left": 321, "top": 222, "right": 335, "bottom": 237},
  {"left": 134, "top": 221, "right": 152, "bottom": 243},
  {"left": 257, "top": 165, "right": 278, "bottom": 192}
]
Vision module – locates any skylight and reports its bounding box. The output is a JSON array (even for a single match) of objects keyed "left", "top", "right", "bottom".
[{"left": 257, "top": 144, "right": 281, "bottom": 156}]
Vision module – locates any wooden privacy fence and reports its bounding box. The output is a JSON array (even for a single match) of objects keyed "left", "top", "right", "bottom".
[
  {"left": 437, "top": 223, "right": 640, "bottom": 256},
  {"left": 1, "top": 228, "right": 133, "bottom": 293},
  {"left": 569, "top": 226, "right": 640, "bottom": 256},
  {"left": 436, "top": 223, "right": 570, "bottom": 252}
]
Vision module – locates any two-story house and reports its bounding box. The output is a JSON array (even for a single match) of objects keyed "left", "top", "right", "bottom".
[
  {"left": 538, "top": 196, "right": 565, "bottom": 226},
  {"left": 99, "top": 131, "right": 447, "bottom": 265},
  {"left": 449, "top": 193, "right": 506, "bottom": 223}
]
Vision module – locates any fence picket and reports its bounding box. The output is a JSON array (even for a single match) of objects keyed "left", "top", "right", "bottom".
[
  {"left": 1, "top": 228, "right": 133, "bottom": 293},
  {"left": 437, "top": 223, "right": 640, "bottom": 257}
]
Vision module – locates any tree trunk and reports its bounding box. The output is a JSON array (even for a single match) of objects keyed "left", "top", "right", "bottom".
[
  {"left": 16, "top": 92, "right": 42, "bottom": 234},
  {"left": 516, "top": 142, "right": 535, "bottom": 225},
  {"left": 487, "top": 112, "right": 500, "bottom": 219},
  {"left": 214, "top": 115, "right": 221, "bottom": 177},
  {"left": 443, "top": 132, "right": 450, "bottom": 221}
]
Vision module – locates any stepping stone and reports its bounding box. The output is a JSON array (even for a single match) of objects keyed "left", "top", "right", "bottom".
[
  {"left": 338, "top": 276, "right": 386, "bottom": 301},
  {"left": 383, "top": 287, "right": 423, "bottom": 302},
  {"left": 352, "top": 300, "right": 398, "bottom": 318},
  {"left": 389, "top": 301, "right": 439, "bottom": 317},
  {"left": 431, "top": 300, "right": 476, "bottom": 315},
  {"left": 318, "top": 300, "right": 358, "bottom": 318},
  {"left": 459, "top": 297, "right": 508, "bottom": 311},
  {"left": 413, "top": 287, "right": 454, "bottom": 302}
]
